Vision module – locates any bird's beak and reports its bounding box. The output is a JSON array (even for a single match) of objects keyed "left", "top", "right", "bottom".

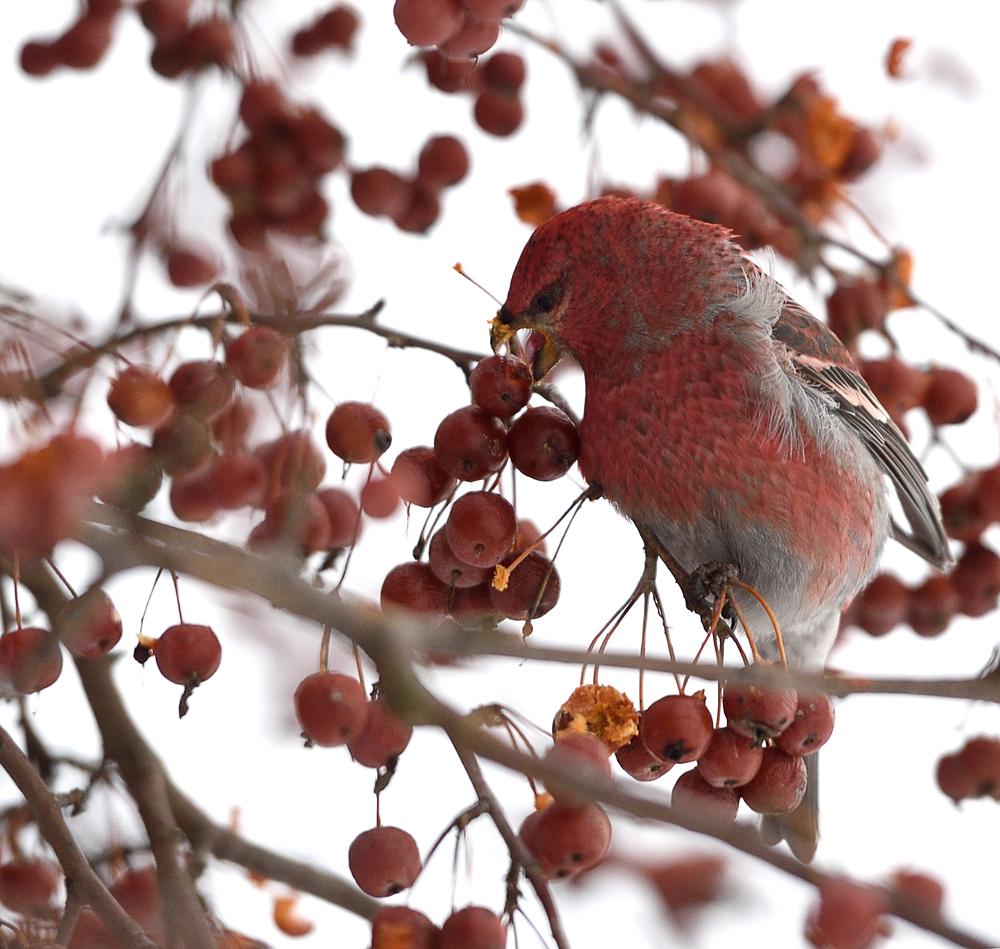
[{"left": 490, "top": 306, "right": 563, "bottom": 381}]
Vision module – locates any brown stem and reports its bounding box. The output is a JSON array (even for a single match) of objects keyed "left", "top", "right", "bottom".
[
  {"left": 449, "top": 741, "right": 570, "bottom": 949},
  {"left": 0, "top": 723, "right": 160, "bottom": 949}
]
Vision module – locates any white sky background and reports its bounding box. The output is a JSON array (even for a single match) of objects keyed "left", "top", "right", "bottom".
[{"left": 2, "top": 2, "right": 1000, "bottom": 948}]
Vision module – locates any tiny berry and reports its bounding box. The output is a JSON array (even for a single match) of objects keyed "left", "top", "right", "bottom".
[{"left": 739, "top": 747, "right": 808, "bottom": 815}]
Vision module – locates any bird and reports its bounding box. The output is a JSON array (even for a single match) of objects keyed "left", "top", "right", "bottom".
[{"left": 490, "top": 196, "right": 952, "bottom": 860}]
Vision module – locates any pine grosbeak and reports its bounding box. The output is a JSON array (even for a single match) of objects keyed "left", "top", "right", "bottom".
[{"left": 492, "top": 196, "right": 951, "bottom": 858}]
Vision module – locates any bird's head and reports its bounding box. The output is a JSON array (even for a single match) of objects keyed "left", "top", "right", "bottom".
[{"left": 490, "top": 196, "right": 742, "bottom": 380}]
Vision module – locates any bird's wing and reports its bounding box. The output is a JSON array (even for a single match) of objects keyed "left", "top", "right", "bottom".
[{"left": 772, "top": 298, "right": 952, "bottom": 570}]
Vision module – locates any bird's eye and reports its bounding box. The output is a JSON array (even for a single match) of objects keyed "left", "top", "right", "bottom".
[{"left": 534, "top": 290, "right": 556, "bottom": 313}]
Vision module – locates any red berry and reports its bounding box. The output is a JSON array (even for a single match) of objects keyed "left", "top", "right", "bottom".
[
  {"left": 391, "top": 447, "right": 456, "bottom": 507},
  {"left": 255, "top": 432, "right": 327, "bottom": 505},
  {"left": 316, "top": 487, "right": 361, "bottom": 547},
  {"left": 473, "top": 90, "right": 524, "bottom": 137},
  {"left": 853, "top": 573, "right": 909, "bottom": 636},
  {"left": 506, "top": 406, "right": 580, "bottom": 481},
  {"left": 164, "top": 243, "right": 221, "bottom": 287},
  {"left": 348, "top": 826, "right": 422, "bottom": 897},
  {"left": 154, "top": 623, "right": 221, "bottom": 684},
  {"left": 489, "top": 551, "right": 560, "bottom": 621},
  {"left": 423, "top": 49, "right": 478, "bottom": 93},
  {"left": 381, "top": 562, "right": 451, "bottom": 614},
  {"left": 639, "top": 693, "right": 713, "bottom": 763},
  {"left": 825, "top": 278, "right": 889, "bottom": 345},
  {"left": 0, "top": 859, "right": 61, "bottom": 915},
  {"left": 774, "top": 692, "right": 836, "bottom": 757},
  {"left": 225, "top": 326, "right": 286, "bottom": 389},
  {"left": 738, "top": 747, "right": 808, "bottom": 815},
  {"left": 360, "top": 476, "right": 401, "bottom": 519},
  {"left": 99, "top": 444, "right": 163, "bottom": 511},
  {"left": 434, "top": 406, "right": 508, "bottom": 481},
  {"left": 168, "top": 360, "right": 236, "bottom": 421},
  {"left": 55, "top": 14, "right": 115, "bottom": 70},
  {"left": 325, "top": 402, "right": 392, "bottom": 465},
  {"left": 440, "top": 906, "right": 506, "bottom": 949},
  {"left": 108, "top": 366, "right": 176, "bottom": 429},
  {"left": 615, "top": 731, "right": 673, "bottom": 782},
  {"left": 696, "top": 726, "right": 763, "bottom": 787},
  {"left": 249, "top": 493, "right": 333, "bottom": 554},
  {"left": 481, "top": 51, "right": 526, "bottom": 93},
  {"left": 371, "top": 906, "right": 439, "bottom": 949},
  {"left": 57, "top": 588, "right": 123, "bottom": 659},
  {"left": 438, "top": 12, "right": 500, "bottom": 58},
  {"left": 906, "top": 574, "right": 960, "bottom": 637},
  {"left": 544, "top": 732, "right": 611, "bottom": 802},
  {"left": 351, "top": 168, "right": 411, "bottom": 219},
  {"left": 958, "top": 735, "right": 1000, "bottom": 799},
  {"left": 20, "top": 41, "right": 60, "bottom": 77},
  {"left": 671, "top": 768, "right": 739, "bottom": 824},
  {"left": 0, "top": 627, "right": 63, "bottom": 693},
  {"left": 890, "top": 869, "right": 945, "bottom": 916},
  {"left": 470, "top": 354, "right": 532, "bottom": 417},
  {"left": 137, "top": 0, "right": 190, "bottom": 41},
  {"left": 923, "top": 366, "right": 977, "bottom": 426},
  {"left": 951, "top": 543, "right": 1000, "bottom": 617},
  {"left": 448, "top": 582, "right": 500, "bottom": 628},
  {"left": 392, "top": 0, "right": 463, "bottom": 47},
  {"left": 805, "top": 877, "right": 887, "bottom": 949},
  {"left": 723, "top": 677, "right": 798, "bottom": 741},
  {"left": 294, "top": 671, "right": 369, "bottom": 746},
  {"left": 428, "top": 528, "right": 492, "bottom": 588},
  {"left": 392, "top": 182, "right": 441, "bottom": 234},
  {"left": 857, "top": 356, "right": 927, "bottom": 430},
  {"left": 936, "top": 752, "right": 977, "bottom": 803},
  {"left": 445, "top": 491, "right": 517, "bottom": 567},
  {"left": 348, "top": 696, "right": 413, "bottom": 768},
  {"left": 939, "top": 475, "right": 988, "bottom": 543},
  {"left": 518, "top": 801, "right": 611, "bottom": 881},
  {"left": 205, "top": 451, "right": 268, "bottom": 511},
  {"left": 416, "top": 135, "right": 470, "bottom": 190}
]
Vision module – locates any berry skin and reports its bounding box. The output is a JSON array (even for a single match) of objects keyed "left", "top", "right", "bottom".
[
  {"left": 154, "top": 623, "right": 221, "bottom": 684},
  {"left": 434, "top": 406, "right": 508, "bottom": 481},
  {"left": 470, "top": 354, "right": 532, "bottom": 418},
  {"left": 696, "top": 726, "right": 764, "bottom": 787},
  {"left": 440, "top": 906, "right": 507, "bottom": 949},
  {"left": 348, "top": 826, "right": 422, "bottom": 897},
  {"left": 639, "top": 693, "right": 714, "bottom": 763},
  {"left": 294, "top": 671, "right": 369, "bottom": 746},
  {"left": 325, "top": 402, "right": 392, "bottom": 465},
  {"left": 518, "top": 800, "right": 612, "bottom": 881},
  {"left": 0, "top": 627, "right": 63, "bottom": 694},
  {"left": 506, "top": 406, "right": 580, "bottom": 481}
]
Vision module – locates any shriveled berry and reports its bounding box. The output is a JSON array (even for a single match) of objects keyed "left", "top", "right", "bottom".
[
  {"left": 775, "top": 692, "right": 835, "bottom": 757},
  {"left": 348, "top": 826, "right": 421, "bottom": 897},
  {"left": 294, "top": 671, "right": 368, "bottom": 746},
  {"left": 640, "top": 693, "right": 713, "bottom": 763},
  {"left": 696, "top": 726, "right": 763, "bottom": 787},
  {"left": 739, "top": 747, "right": 807, "bottom": 815},
  {"left": 723, "top": 677, "right": 798, "bottom": 741},
  {"left": 326, "top": 402, "right": 392, "bottom": 465}
]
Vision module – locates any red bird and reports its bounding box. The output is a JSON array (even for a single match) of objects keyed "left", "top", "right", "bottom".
[{"left": 492, "top": 196, "right": 951, "bottom": 858}]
